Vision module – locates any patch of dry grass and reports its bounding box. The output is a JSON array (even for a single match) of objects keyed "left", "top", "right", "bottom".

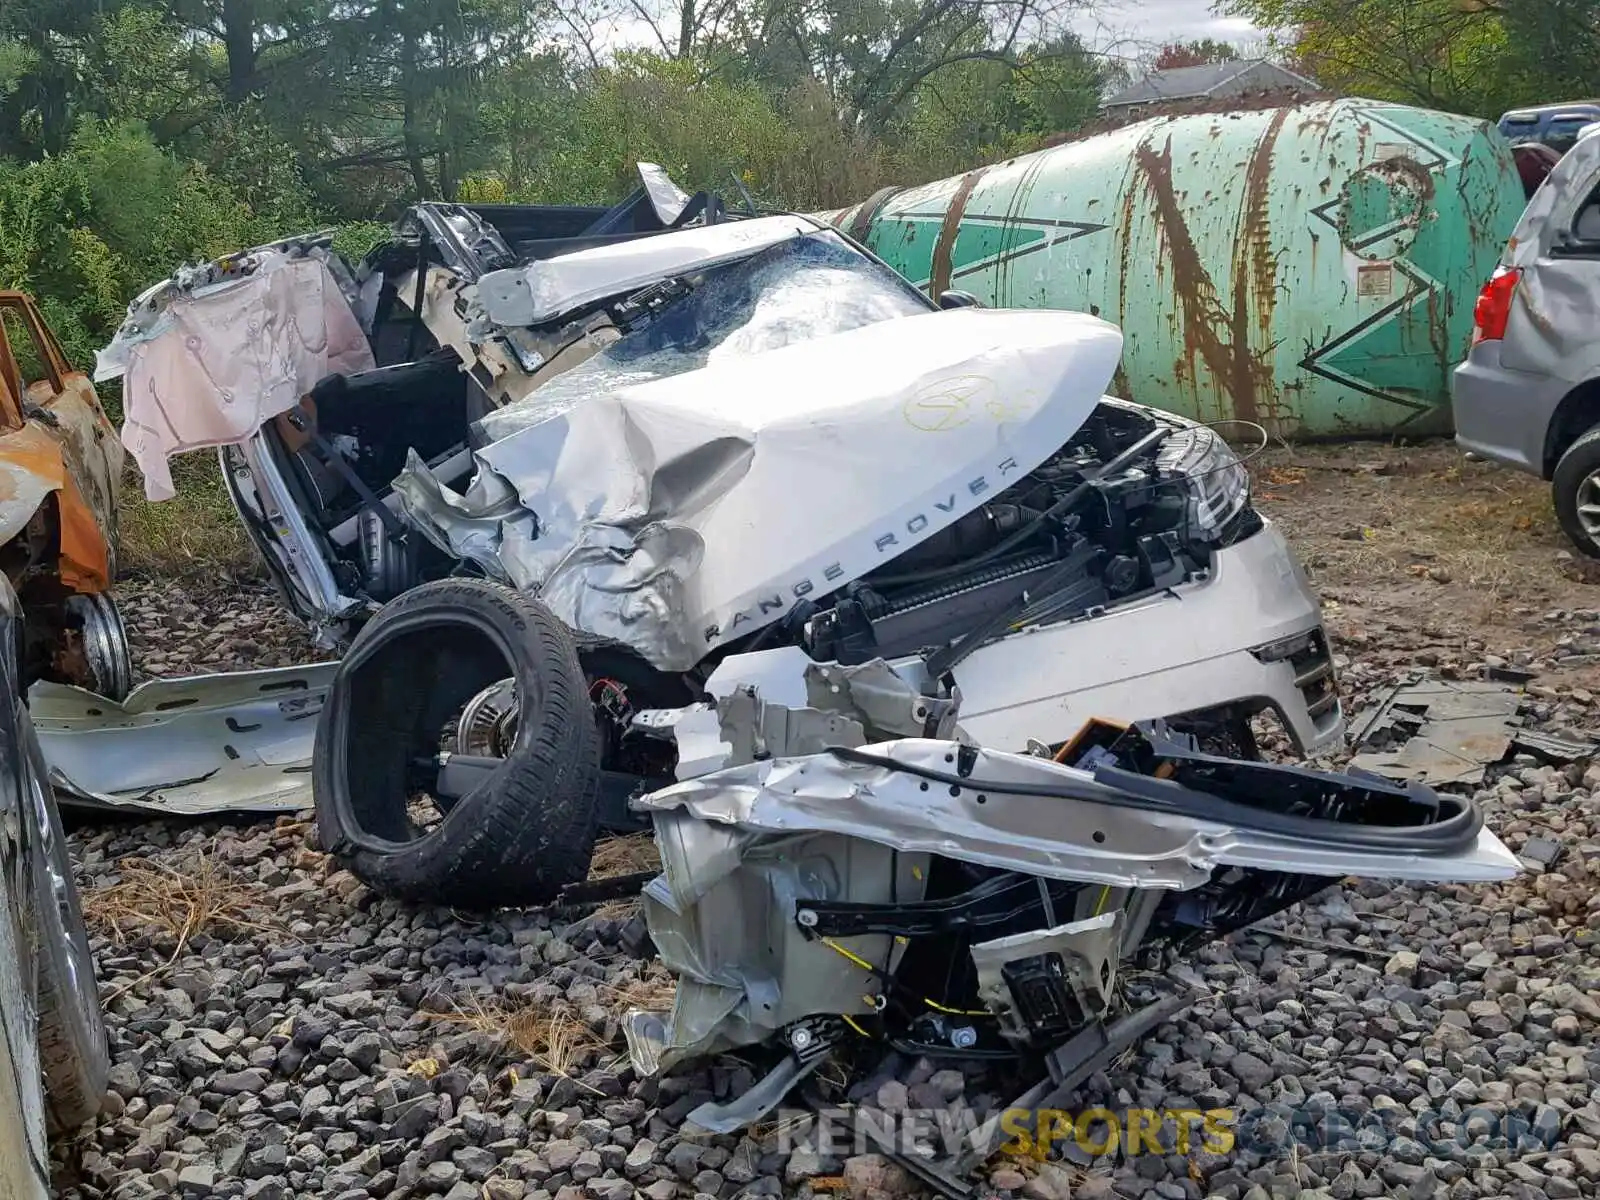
[
  {"left": 432, "top": 967, "right": 676, "bottom": 1079},
  {"left": 83, "top": 849, "right": 274, "bottom": 947},
  {"left": 598, "top": 969, "right": 675, "bottom": 1014},
  {"left": 587, "top": 833, "right": 660, "bottom": 879},
  {"left": 1255, "top": 446, "right": 1563, "bottom": 617},
  {"left": 436, "top": 997, "right": 608, "bottom": 1078},
  {"left": 586, "top": 833, "right": 660, "bottom": 920},
  {"left": 83, "top": 847, "right": 281, "bottom": 999},
  {"left": 117, "top": 455, "right": 261, "bottom": 579},
  {"left": 1313, "top": 480, "right": 1553, "bottom": 600}
]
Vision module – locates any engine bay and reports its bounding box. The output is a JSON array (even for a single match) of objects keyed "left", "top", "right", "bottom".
[{"left": 802, "top": 401, "right": 1260, "bottom": 666}]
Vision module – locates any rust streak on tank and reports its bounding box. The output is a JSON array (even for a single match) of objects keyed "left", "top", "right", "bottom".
[
  {"left": 1117, "top": 161, "right": 1140, "bottom": 339},
  {"left": 930, "top": 167, "right": 988, "bottom": 298},
  {"left": 1134, "top": 135, "right": 1264, "bottom": 425},
  {"left": 1231, "top": 106, "right": 1292, "bottom": 427}
]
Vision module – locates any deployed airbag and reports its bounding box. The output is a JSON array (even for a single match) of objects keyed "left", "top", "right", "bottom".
[{"left": 104, "top": 252, "right": 375, "bottom": 501}]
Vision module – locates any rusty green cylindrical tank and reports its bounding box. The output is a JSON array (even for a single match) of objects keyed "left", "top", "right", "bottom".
[{"left": 821, "top": 99, "right": 1527, "bottom": 438}]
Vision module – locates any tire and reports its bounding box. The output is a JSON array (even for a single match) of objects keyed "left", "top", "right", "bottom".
[
  {"left": 1552, "top": 426, "right": 1600, "bottom": 557},
  {"left": 14, "top": 696, "right": 107, "bottom": 1132},
  {"left": 313, "top": 577, "right": 603, "bottom": 909}
]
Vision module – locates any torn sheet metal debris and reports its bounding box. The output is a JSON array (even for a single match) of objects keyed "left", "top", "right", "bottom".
[
  {"left": 1349, "top": 677, "right": 1525, "bottom": 786},
  {"left": 1519, "top": 835, "right": 1564, "bottom": 870},
  {"left": 30, "top": 664, "right": 334, "bottom": 815},
  {"left": 1511, "top": 728, "right": 1600, "bottom": 764}
]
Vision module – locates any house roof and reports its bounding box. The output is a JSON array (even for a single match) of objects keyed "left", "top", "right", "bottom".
[{"left": 1103, "top": 59, "right": 1316, "bottom": 109}]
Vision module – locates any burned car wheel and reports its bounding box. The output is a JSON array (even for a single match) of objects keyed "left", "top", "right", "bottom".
[
  {"left": 1553, "top": 427, "right": 1600, "bottom": 558},
  {"left": 312, "top": 578, "right": 603, "bottom": 909}
]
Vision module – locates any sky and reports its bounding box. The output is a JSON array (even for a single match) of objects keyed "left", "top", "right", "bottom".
[
  {"left": 1069, "top": 0, "right": 1263, "bottom": 59},
  {"left": 587, "top": 0, "right": 1269, "bottom": 70}
]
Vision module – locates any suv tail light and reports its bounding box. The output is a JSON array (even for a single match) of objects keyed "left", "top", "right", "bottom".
[{"left": 1472, "top": 267, "right": 1522, "bottom": 344}]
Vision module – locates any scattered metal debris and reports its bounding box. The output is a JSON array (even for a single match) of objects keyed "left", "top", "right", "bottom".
[
  {"left": 1520, "top": 835, "right": 1565, "bottom": 870},
  {"left": 1512, "top": 728, "right": 1600, "bottom": 764},
  {"left": 31, "top": 664, "right": 333, "bottom": 815},
  {"left": 1351, "top": 674, "right": 1600, "bottom": 787},
  {"left": 1349, "top": 677, "right": 1527, "bottom": 787}
]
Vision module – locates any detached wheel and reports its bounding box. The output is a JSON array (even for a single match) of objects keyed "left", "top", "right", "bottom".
[
  {"left": 312, "top": 578, "right": 603, "bottom": 909},
  {"left": 14, "top": 696, "right": 108, "bottom": 1132},
  {"left": 1552, "top": 427, "right": 1600, "bottom": 558}
]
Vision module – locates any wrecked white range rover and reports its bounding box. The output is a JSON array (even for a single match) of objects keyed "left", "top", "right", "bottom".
[
  {"left": 98, "top": 169, "right": 1345, "bottom": 907},
  {"left": 94, "top": 173, "right": 1520, "bottom": 1186}
]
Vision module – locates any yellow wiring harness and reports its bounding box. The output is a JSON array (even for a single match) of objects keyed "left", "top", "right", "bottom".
[
  {"left": 819, "top": 936, "right": 991, "bottom": 1018},
  {"left": 822, "top": 884, "right": 1122, "bottom": 1031}
]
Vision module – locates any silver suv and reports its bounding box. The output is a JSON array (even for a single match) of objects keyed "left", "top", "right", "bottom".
[{"left": 1453, "top": 132, "right": 1600, "bottom": 554}]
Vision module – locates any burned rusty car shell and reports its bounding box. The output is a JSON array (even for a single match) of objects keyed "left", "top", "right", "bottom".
[
  {"left": 0, "top": 292, "right": 122, "bottom": 592},
  {"left": 0, "top": 293, "right": 130, "bottom": 702},
  {"left": 0, "top": 296, "right": 119, "bottom": 1197}
]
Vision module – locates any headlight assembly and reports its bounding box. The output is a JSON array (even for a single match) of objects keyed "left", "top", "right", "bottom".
[{"left": 1155, "top": 425, "right": 1251, "bottom": 540}]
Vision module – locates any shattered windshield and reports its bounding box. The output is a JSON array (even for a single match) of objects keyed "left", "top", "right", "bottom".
[{"left": 476, "top": 230, "right": 932, "bottom": 443}]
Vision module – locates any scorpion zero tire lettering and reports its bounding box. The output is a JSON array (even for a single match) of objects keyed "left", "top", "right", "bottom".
[{"left": 312, "top": 578, "right": 603, "bottom": 909}]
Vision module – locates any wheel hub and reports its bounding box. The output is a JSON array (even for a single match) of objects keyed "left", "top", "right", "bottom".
[
  {"left": 455, "top": 679, "right": 520, "bottom": 757},
  {"left": 65, "top": 592, "right": 133, "bottom": 701},
  {"left": 1578, "top": 471, "right": 1600, "bottom": 541}
]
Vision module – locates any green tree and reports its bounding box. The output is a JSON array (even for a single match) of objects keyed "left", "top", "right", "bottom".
[
  {"left": 0, "top": 120, "right": 312, "bottom": 371},
  {"left": 1222, "top": 0, "right": 1531, "bottom": 116},
  {"left": 1497, "top": 0, "right": 1600, "bottom": 103},
  {"left": 890, "top": 31, "right": 1110, "bottom": 177}
]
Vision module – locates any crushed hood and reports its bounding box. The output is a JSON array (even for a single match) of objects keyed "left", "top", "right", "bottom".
[{"left": 394, "top": 307, "right": 1124, "bottom": 671}]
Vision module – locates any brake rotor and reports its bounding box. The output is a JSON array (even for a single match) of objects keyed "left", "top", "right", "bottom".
[{"left": 455, "top": 678, "right": 519, "bottom": 757}]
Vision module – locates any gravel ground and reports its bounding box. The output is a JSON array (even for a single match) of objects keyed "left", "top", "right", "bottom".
[{"left": 52, "top": 443, "right": 1600, "bottom": 1200}]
